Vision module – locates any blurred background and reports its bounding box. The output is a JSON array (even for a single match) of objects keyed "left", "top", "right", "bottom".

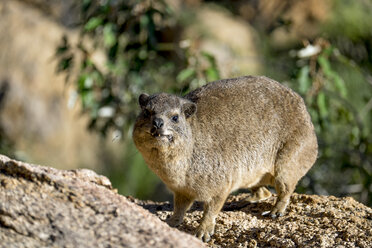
[{"left": 0, "top": 0, "right": 371, "bottom": 206}]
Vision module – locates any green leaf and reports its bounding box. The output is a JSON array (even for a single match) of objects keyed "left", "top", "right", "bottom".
[
  {"left": 78, "top": 74, "right": 93, "bottom": 90},
  {"left": 103, "top": 24, "right": 116, "bottom": 47},
  {"left": 318, "top": 55, "right": 347, "bottom": 97},
  {"left": 177, "top": 68, "right": 195, "bottom": 83},
  {"left": 78, "top": 74, "right": 87, "bottom": 90},
  {"left": 57, "top": 56, "right": 73, "bottom": 72},
  {"left": 201, "top": 51, "right": 215, "bottom": 63},
  {"left": 81, "top": 91, "right": 94, "bottom": 109},
  {"left": 298, "top": 65, "right": 311, "bottom": 94},
  {"left": 333, "top": 74, "right": 347, "bottom": 98},
  {"left": 140, "top": 15, "right": 149, "bottom": 27},
  {"left": 317, "top": 92, "right": 328, "bottom": 119},
  {"left": 322, "top": 46, "right": 334, "bottom": 57},
  {"left": 84, "top": 76, "right": 93, "bottom": 89},
  {"left": 318, "top": 55, "right": 331, "bottom": 76},
  {"left": 201, "top": 51, "right": 220, "bottom": 81},
  {"left": 84, "top": 17, "right": 103, "bottom": 31},
  {"left": 205, "top": 68, "right": 219, "bottom": 82}
]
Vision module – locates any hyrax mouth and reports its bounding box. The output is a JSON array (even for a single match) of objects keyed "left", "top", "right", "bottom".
[{"left": 150, "top": 128, "right": 174, "bottom": 142}]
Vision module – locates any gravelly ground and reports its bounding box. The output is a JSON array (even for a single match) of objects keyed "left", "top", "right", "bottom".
[{"left": 135, "top": 193, "right": 372, "bottom": 248}]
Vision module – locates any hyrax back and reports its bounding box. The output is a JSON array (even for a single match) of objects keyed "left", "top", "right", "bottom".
[{"left": 132, "top": 76, "right": 318, "bottom": 242}]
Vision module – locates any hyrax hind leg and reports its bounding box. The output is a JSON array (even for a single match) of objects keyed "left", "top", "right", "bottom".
[
  {"left": 264, "top": 135, "right": 317, "bottom": 218},
  {"left": 246, "top": 186, "right": 272, "bottom": 203}
]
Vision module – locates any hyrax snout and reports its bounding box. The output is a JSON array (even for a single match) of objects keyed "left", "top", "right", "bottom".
[{"left": 132, "top": 76, "right": 318, "bottom": 242}]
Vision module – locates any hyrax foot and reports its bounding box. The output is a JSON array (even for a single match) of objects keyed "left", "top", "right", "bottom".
[
  {"left": 166, "top": 215, "right": 183, "bottom": 227},
  {"left": 261, "top": 207, "right": 285, "bottom": 218},
  {"left": 196, "top": 220, "right": 215, "bottom": 242},
  {"left": 267, "top": 196, "right": 290, "bottom": 218},
  {"left": 262, "top": 180, "right": 292, "bottom": 218},
  {"left": 196, "top": 194, "right": 227, "bottom": 242},
  {"left": 167, "top": 192, "right": 194, "bottom": 227},
  {"left": 246, "top": 186, "right": 272, "bottom": 203}
]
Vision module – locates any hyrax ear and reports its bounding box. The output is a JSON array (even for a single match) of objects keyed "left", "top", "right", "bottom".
[
  {"left": 182, "top": 100, "right": 197, "bottom": 118},
  {"left": 138, "top": 93, "right": 149, "bottom": 108}
]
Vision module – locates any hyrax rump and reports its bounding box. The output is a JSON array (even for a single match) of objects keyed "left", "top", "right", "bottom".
[{"left": 132, "top": 76, "right": 318, "bottom": 242}]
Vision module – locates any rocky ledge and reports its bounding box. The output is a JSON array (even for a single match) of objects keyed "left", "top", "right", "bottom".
[
  {"left": 1, "top": 155, "right": 371, "bottom": 247},
  {"left": 0, "top": 155, "right": 204, "bottom": 248}
]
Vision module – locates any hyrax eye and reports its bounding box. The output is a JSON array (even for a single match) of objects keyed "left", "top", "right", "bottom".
[
  {"left": 143, "top": 109, "right": 150, "bottom": 118},
  {"left": 171, "top": 115, "right": 179, "bottom": 123}
]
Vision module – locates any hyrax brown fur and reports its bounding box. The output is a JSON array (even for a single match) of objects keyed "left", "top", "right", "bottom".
[{"left": 132, "top": 76, "right": 318, "bottom": 242}]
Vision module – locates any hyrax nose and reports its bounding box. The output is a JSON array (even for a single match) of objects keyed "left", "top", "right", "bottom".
[{"left": 153, "top": 118, "right": 164, "bottom": 129}]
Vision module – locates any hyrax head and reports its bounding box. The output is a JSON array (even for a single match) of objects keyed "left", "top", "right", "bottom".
[{"left": 133, "top": 93, "right": 196, "bottom": 149}]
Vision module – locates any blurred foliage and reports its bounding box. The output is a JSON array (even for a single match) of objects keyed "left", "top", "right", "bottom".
[
  {"left": 56, "top": 0, "right": 218, "bottom": 136},
  {"left": 56, "top": 0, "right": 219, "bottom": 200},
  {"left": 259, "top": 0, "right": 372, "bottom": 205},
  {"left": 291, "top": 40, "right": 372, "bottom": 205},
  {"left": 57, "top": 0, "right": 372, "bottom": 205}
]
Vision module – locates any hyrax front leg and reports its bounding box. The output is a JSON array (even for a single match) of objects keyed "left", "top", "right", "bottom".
[
  {"left": 196, "top": 194, "right": 227, "bottom": 242},
  {"left": 246, "top": 186, "right": 272, "bottom": 203},
  {"left": 167, "top": 192, "right": 194, "bottom": 227}
]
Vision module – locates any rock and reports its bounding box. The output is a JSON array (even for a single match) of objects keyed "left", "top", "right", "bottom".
[{"left": 0, "top": 155, "right": 205, "bottom": 247}]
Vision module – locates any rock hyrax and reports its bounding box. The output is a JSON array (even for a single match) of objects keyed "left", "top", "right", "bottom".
[{"left": 132, "top": 76, "right": 318, "bottom": 241}]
